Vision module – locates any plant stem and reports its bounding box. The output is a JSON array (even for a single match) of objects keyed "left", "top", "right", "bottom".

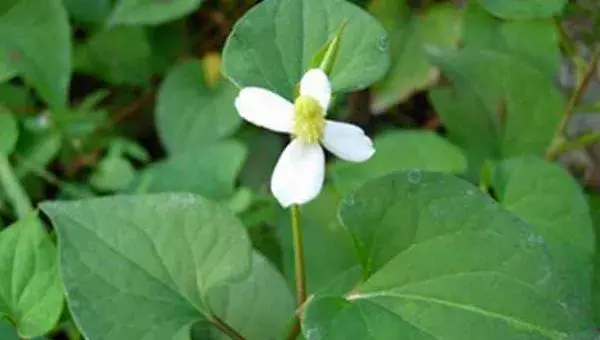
[
  {"left": 211, "top": 316, "right": 247, "bottom": 340},
  {"left": 547, "top": 47, "right": 600, "bottom": 159},
  {"left": 286, "top": 204, "right": 307, "bottom": 340},
  {"left": 291, "top": 204, "right": 307, "bottom": 305},
  {"left": 0, "top": 155, "right": 32, "bottom": 218}
]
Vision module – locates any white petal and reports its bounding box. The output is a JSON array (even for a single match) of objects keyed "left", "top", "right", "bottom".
[
  {"left": 270, "top": 139, "right": 325, "bottom": 207},
  {"left": 235, "top": 87, "right": 294, "bottom": 133},
  {"left": 300, "top": 68, "right": 332, "bottom": 111},
  {"left": 322, "top": 121, "right": 374, "bottom": 162}
]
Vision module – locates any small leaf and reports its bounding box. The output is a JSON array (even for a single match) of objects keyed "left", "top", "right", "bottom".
[
  {"left": 463, "top": 2, "right": 559, "bottom": 77},
  {"left": 90, "top": 156, "right": 136, "bottom": 192},
  {"left": 222, "top": 0, "right": 390, "bottom": 100},
  {"left": 0, "top": 213, "right": 63, "bottom": 338},
  {"left": 74, "top": 27, "right": 152, "bottom": 86},
  {"left": 156, "top": 59, "right": 241, "bottom": 154},
  {"left": 371, "top": 1, "right": 461, "bottom": 111},
  {"left": 477, "top": 0, "right": 567, "bottom": 19},
  {"left": 330, "top": 130, "right": 467, "bottom": 194},
  {"left": 138, "top": 141, "right": 247, "bottom": 200},
  {"left": 0, "top": 0, "right": 71, "bottom": 109},
  {"left": 310, "top": 20, "right": 349, "bottom": 76},
  {"left": 429, "top": 49, "right": 563, "bottom": 173},
  {"left": 302, "top": 171, "right": 595, "bottom": 339},
  {"left": 0, "top": 109, "right": 18, "bottom": 154},
  {"left": 41, "top": 193, "right": 252, "bottom": 340},
  {"left": 108, "top": 0, "right": 204, "bottom": 26}
]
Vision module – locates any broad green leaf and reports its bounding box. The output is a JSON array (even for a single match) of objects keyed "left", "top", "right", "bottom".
[
  {"left": 0, "top": 213, "right": 63, "bottom": 338},
  {"left": 156, "top": 59, "right": 241, "bottom": 154},
  {"left": 0, "top": 109, "right": 18, "bottom": 154},
  {"left": 222, "top": 0, "right": 390, "bottom": 100},
  {"left": 477, "top": 0, "right": 567, "bottom": 19},
  {"left": 429, "top": 49, "right": 563, "bottom": 172},
  {"left": 41, "top": 193, "right": 253, "bottom": 340},
  {"left": 62, "top": 0, "right": 112, "bottom": 22},
  {"left": 209, "top": 252, "right": 294, "bottom": 340},
  {"left": 277, "top": 185, "right": 361, "bottom": 295},
  {"left": 138, "top": 141, "right": 247, "bottom": 200},
  {"left": 370, "top": 1, "right": 461, "bottom": 112},
  {"left": 463, "top": 2, "right": 559, "bottom": 77},
  {"left": 108, "top": 0, "right": 204, "bottom": 26},
  {"left": 74, "top": 27, "right": 152, "bottom": 86},
  {"left": 330, "top": 130, "right": 467, "bottom": 194},
  {"left": 302, "top": 171, "right": 595, "bottom": 339},
  {"left": 0, "top": 0, "right": 71, "bottom": 109}
]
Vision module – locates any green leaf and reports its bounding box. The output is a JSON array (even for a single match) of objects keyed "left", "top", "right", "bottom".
[
  {"left": 108, "top": 0, "right": 204, "bottom": 26},
  {"left": 492, "top": 157, "right": 594, "bottom": 261},
  {"left": 62, "top": 0, "right": 112, "bottom": 22},
  {"left": 138, "top": 141, "right": 247, "bottom": 200},
  {"left": 303, "top": 171, "right": 595, "bottom": 339},
  {"left": 74, "top": 27, "right": 152, "bottom": 86},
  {"left": 41, "top": 193, "right": 253, "bottom": 340},
  {"left": 90, "top": 155, "right": 136, "bottom": 192},
  {"left": 429, "top": 49, "right": 563, "bottom": 172},
  {"left": 0, "top": 109, "right": 18, "bottom": 154},
  {"left": 0, "top": 213, "right": 63, "bottom": 338},
  {"left": 330, "top": 130, "right": 467, "bottom": 194},
  {"left": 463, "top": 2, "right": 559, "bottom": 77},
  {"left": 222, "top": 0, "right": 390, "bottom": 100},
  {"left": 371, "top": 1, "right": 461, "bottom": 111},
  {"left": 209, "top": 252, "right": 294, "bottom": 340},
  {"left": 476, "top": 0, "right": 567, "bottom": 19},
  {"left": 156, "top": 59, "right": 241, "bottom": 154},
  {"left": 0, "top": 0, "right": 71, "bottom": 109}
]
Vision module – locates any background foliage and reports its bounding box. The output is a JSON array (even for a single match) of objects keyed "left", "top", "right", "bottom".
[{"left": 1, "top": 0, "right": 600, "bottom": 339}]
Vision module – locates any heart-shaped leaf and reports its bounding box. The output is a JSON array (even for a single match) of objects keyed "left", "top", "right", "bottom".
[
  {"left": 222, "top": 0, "right": 390, "bottom": 100},
  {"left": 302, "top": 171, "right": 595, "bottom": 339},
  {"left": 41, "top": 193, "right": 253, "bottom": 340}
]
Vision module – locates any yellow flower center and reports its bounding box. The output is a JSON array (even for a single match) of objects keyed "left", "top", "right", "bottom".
[{"left": 293, "top": 96, "right": 325, "bottom": 145}]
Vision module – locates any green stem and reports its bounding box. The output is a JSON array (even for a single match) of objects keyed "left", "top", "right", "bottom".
[
  {"left": 286, "top": 204, "right": 307, "bottom": 340},
  {"left": 0, "top": 155, "right": 32, "bottom": 218},
  {"left": 547, "top": 47, "right": 600, "bottom": 160}
]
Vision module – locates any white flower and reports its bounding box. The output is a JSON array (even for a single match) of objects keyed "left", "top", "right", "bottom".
[{"left": 235, "top": 69, "right": 375, "bottom": 207}]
